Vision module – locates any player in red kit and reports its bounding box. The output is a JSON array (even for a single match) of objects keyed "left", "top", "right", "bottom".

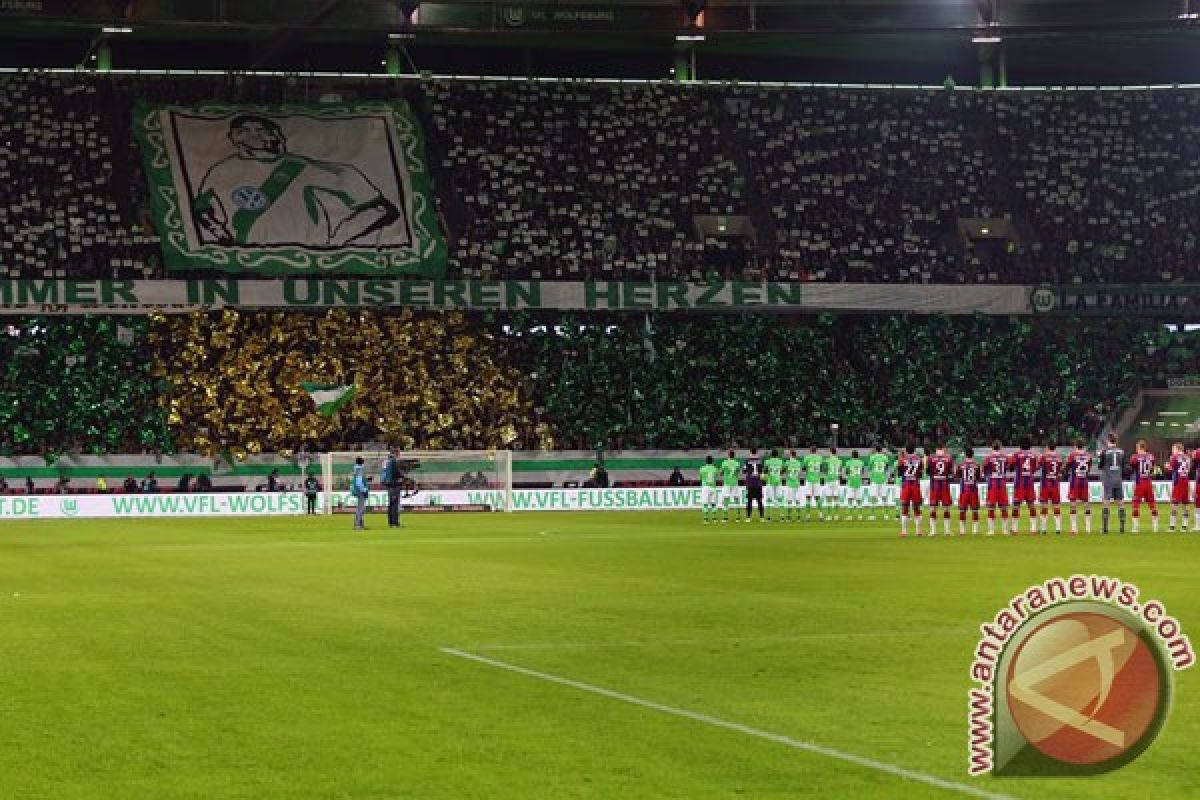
[
  {"left": 897, "top": 444, "right": 924, "bottom": 537},
  {"left": 983, "top": 441, "right": 1010, "bottom": 535},
  {"left": 1008, "top": 438, "right": 1039, "bottom": 534},
  {"left": 1167, "top": 442, "right": 1192, "bottom": 532},
  {"left": 1064, "top": 440, "right": 1092, "bottom": 534},
  {"left": 956, "top": 447, "right": 982, "bottom": 535},
  {"left": 926, "top": 444, "right": 955, "bottom": 536},
  {"left": 1192, "top": 443, "right": 1200, "bottom": 531},
  {"left": 1129, "top": 440, "right": 1158, "bottom": 533},
  {"left": 1037, "top": 443, "right": 1063, "bottom": 535}
]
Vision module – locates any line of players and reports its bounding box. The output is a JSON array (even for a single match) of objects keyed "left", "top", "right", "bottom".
[
  {"left": 897, "top": 436, "right": 1196, "bottom": 537},
  {"left": 698, "top": 436, "right": 1199, "bottom": 536},
  {"left": 698, "top": 447, "right": 897, "bottom": 524}
]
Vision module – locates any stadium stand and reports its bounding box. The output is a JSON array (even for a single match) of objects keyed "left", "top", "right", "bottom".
[
  {"left": 424, "top": 80, "right": 746, "bottom": 280},
  {"left": 147, "top": 308, "right": 549, "bottom": 457},
  {"left": 1, "top": 308, "right": 1197, "bottom": 458},
  {"left": 424, "top": 81, "right": 1200, "bottom": 283},
  {"left": 4, "top": 72, "right": 1200, "bottom": 283},
  {"left": 0, "top": 72, "right": 159, "bottom": 280},
  {"left": 996, "top": 90, "right": 1200, "bottom": 284},
  {"left": 505, "top": 314, "right": 1170, "bottom": 450},
  {"left": 0, "top": 316, "right": 170, "bottom": 455},
  {"left": 734, "top": 87, "right": 1004, "bottom": 283}
]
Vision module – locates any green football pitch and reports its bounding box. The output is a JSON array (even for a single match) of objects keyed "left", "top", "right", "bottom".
[{"left": 0, "top": 510, "right": 1197, "bottom": 800}]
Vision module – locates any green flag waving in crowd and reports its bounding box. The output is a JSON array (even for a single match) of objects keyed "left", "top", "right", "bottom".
[{"left": 301, "top": 383, "right": 356, "bottom": 417}]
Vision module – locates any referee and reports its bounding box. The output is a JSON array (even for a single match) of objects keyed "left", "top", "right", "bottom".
[{"left": 1097, "top": 433, "right": 1126, "bottom": 534}]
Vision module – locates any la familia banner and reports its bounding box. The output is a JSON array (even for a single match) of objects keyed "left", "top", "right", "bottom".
[
  {"left": 1029, "top": 284, "right": 1200, "bottom": 314},
  {"left": 133, "top": 102, "right": 446, "bottom": 277}
]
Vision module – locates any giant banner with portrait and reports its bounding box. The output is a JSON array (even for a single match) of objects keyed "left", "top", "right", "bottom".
[{"left": 133, "top": 102, "right": 446, "bottom": 276}]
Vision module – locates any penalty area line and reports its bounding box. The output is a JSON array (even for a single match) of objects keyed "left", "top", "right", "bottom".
[{"left": 439, "top": 647, "right": 1016, "bottom": 800}]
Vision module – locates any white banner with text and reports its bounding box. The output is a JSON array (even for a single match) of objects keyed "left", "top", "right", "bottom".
[{"left": 0, "top": 482, "right": 1184, "bottom": 519}]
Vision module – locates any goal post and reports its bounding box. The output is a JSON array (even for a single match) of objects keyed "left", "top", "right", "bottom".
[{"left": 319, "top": 450, "right": 513, "bottom": 514}]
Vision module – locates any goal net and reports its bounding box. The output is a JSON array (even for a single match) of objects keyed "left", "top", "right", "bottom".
[{"left": 318, "top": 450, "right": 513, "bottom": 514}]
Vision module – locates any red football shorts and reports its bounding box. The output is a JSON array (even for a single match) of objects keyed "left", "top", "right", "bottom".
[
  {"left": 1012, "top": 479, "right": 1037, "bottom": 504},
  {"left": 1132, "top": 482, "right": 1156, "bottom": 506},
  {"left": 958, "top": 486, "right": 980, "bottom": 510},
  {"left": 1067, "top": 480, "right": 1089, "bottom": 503},
  {"left": 986, "top": 481, "right": 1009, "bottom": 507},
  {"left": 1038, "top": 482, "right": 1061, "bottom": 504},
  {"left": 899, "top": 483, "right": 923, "bottom": 508},
  {"left": 928, "top": 482, "right": 952, "bottom": 507}
]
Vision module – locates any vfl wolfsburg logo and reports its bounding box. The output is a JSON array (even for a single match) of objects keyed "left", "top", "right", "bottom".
[
  {"left": 231, "top": 185, "right": 269, "bottom": 211},
  {"left": 59, "top": 498, "right": 79, "bottom": 517},
  {"left": 968, "top": 577, "right": 1194, "bottom": 777},
  {"left": 1030, "top": 285, "right": 1057, "bottom": 314}
]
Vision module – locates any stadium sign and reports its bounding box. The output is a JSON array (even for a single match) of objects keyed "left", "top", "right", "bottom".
[
  {"left": 1029, "top": 284, "right": 1200, "bottom": 314},
  {"left": 0, "top": 279, "right": 1031, "bottom": 314},
  {"left": 0, "top": 482, "right": 1185, "bottom": 518}
]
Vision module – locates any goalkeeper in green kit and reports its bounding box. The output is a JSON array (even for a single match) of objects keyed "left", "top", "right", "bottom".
[
  {"left": 784, "top": 449, "right": 804, "bottom": 522},
  {"left": 699, "top": 455, "right": 719, "bottom": 524},
  {"left": 865, "top": 445, "right": 894, "bottom": 520},
  {"left": 822, "top": 448, "right": 844, "bottom": 521},
  {"left": 719, "top": 450, "right": 742, "bottom": 523},
  {"left": 764, "top": 449, "right": 785, "bottom": 521}
]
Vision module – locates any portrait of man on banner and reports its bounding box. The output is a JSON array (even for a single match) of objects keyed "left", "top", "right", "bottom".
[
  {"left": 134, "top": 101, "right": 447, "bottom": 276},
  {"left": 193, "top": 114, "right": 401, "bottom": 249}
]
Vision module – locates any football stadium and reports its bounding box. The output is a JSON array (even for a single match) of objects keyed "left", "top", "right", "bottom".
[{"left": 3, "top": 1, "right": 1200, "bottom": 798}]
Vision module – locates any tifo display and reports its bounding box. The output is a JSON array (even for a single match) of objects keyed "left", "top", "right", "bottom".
[
  {"left": 4, "top": 71, "right": 1200, "bottom": 286},
  {"left": 5, "top": 312, "right": 1195, "bottom": 458}
]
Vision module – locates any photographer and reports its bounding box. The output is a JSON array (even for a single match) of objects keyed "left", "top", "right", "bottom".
[
  {"left": 351, "top": 457, "right": 369, "bottom": 531},
  {"left": 381, "top": 448, "right": 403, "bottom": 528}
]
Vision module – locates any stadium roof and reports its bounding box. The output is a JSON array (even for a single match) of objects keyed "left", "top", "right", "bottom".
[{"left": 0, "top": 0, "right": 1196, "bottom": 84}]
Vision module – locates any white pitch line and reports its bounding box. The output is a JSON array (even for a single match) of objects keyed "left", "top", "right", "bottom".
[
  {"left": 440, "top": 647, "right": 1016, "bottom": 800},
  {"left": 469, "top": 629, "right": 975, "bottom": 651}
]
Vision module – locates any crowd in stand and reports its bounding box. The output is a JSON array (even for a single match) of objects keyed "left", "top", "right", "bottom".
[
  {"left": 2, "top": 309, "right": 1197, "bottom": 457},
  {"left": 0, "top": 316, "right": 170, "bottom": 456},
  {"left": 146, "top": 308, "right": 548, "bottom": 458},
  {"left": 8, "top": 73, "right": 1200, "bottom": 457},
  {"left": 425, "top": 80, "right": 744, "bottom": 280},
  {"left": 504, "top": 313, "right": 1170, "bottom": 450},
  {"left": 5, "top": 71, "right": 1200, "bottom": 283}
]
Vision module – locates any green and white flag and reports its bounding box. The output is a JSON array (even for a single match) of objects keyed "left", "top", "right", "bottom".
[
  {"left": 301, "top": 383, "right": 357, "bottom": 417},
  {"left": 133, "top": 101, "right": 446, "bottom": 276}
]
